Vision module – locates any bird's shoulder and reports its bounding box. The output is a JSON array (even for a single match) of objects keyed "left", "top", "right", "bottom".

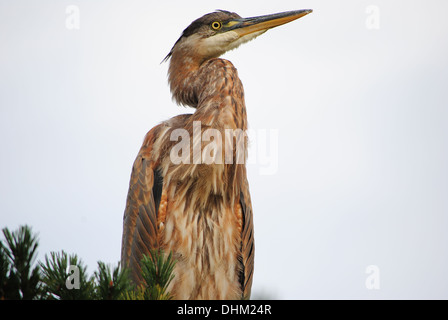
[{"left": 137, "top": 114, "right": 192, "bottom": 160}]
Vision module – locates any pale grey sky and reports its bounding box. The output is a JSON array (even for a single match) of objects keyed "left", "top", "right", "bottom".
[{"left": 1, "top": 0, "right": 447, "bottom": 299}]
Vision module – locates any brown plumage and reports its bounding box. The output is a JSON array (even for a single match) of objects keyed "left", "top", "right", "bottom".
[{"left": 121, "top": 9, "right": 312, "bottom": 299}]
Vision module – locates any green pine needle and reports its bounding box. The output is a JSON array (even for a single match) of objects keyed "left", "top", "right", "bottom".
[
  {"left": 140, "top": 250, "right": 176, "bottom": 300},
  {"left": 1, "top": 225, "right": 41, "bottom": 299},
  {"left": 39, "top": 251, "right": 94, "bottom": 300},
  {"left": 1, "top": 225, "right": 177, "bottom": 300},
  {"left": 94, "top": 261, "right": 131, "bottom": 300}
]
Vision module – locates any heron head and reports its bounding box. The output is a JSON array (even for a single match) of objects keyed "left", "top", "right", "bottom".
[{"left": 163, "top": 9, "right": 312, "bottom": 63}]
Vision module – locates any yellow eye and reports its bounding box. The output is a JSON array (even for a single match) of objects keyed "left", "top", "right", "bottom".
[{"left": 211, "top": 21, "right": 222, "bottom": 30}]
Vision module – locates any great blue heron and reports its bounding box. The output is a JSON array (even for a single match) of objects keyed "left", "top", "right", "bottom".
[{"left": 121, "top": 9, "right": 312, "bottom": 299}]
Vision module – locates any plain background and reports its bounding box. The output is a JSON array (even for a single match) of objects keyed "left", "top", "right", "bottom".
[{"left": 1, "top": 0, "right": 447, "bottom": 299}]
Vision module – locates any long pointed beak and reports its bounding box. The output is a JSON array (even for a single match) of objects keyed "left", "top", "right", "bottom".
[{"left": 224, "top": 9, "right": 312, "bottom": 37}]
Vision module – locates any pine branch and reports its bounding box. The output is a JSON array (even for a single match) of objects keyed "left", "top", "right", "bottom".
[
  {"left": 140, "top": 250, "right": 176, "bottom": 300},
  {"left": 94, "top": 261, "right": 131, "bottom": 300},
  {"left": 39, "top": 251, "right": 94, "bottom": 300},
  {"left": 1, "top": 225, "right": 177, "bottom": 300},
  {"left": 0, "top": 241, "right": 15, "bottom": 299},
  {"left": 1, "top": 225, "right": 41, "bottom": 299}
]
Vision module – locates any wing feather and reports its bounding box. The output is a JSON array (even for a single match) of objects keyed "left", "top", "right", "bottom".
[
  {"left": 121, "top": 127, "right": 164, "bottom": 284},
  {"left": 238, "top": 177, "right": 255, "bottom": 299}
]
